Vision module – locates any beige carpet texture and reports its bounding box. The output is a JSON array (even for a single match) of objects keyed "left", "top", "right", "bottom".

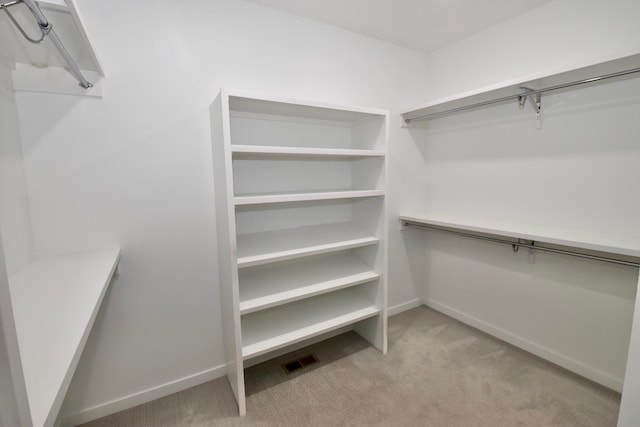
[{"left": 78, "top": 307, "right": 621, "bottom": 427}]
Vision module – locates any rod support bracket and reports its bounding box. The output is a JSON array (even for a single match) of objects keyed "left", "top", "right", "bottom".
[
  {"left": 519, "top": 87, "right": 542, "bottom": 127},
  {"left": 38, "top": 21, "right": 52, "bottom": 38}
]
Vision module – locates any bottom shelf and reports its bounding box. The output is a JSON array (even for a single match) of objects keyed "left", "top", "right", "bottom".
[{"left": 241, "top": 287, "right": 379, "bottom": 360}]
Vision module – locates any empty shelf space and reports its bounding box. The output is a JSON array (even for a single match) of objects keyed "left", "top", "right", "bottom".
[
  {"left": 230, "top": 94, "right": 386, "bottom": 123},
  {"left": 231, "top": 145, "right": 385, "bottom": 158},
  {"left": 234, "top": 189, "right": 384, "bottom": 205},
  {"left": 239, "top": 253, "right": 379, "bottom": 314},
  {"left": 8, "top": 249, "right": 120, "bottom": 427},
  {"left": 236, "top": 222, "right": 379, "bottom": 267},
  {"left": 241, "top": 287, "right": 379, "bottom": 359}
]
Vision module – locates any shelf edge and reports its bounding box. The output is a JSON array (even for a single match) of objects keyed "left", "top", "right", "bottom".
[
  {"left": 237, "top": 237, "right": 379, "bottom": 268},
  {"left": 239, "top": 271, "right": 380, "bottom": 315},
  {"left": 242, "top": 306, "right": 380, "bottom": 360}
]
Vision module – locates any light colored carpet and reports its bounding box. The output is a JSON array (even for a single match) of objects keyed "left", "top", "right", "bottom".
[{"left": 78, "top": 307, "right": 621, "bottom": 426}]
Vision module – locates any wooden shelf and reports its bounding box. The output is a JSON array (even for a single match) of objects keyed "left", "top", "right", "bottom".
[
  {"left": 234, "top": 189, "right": 384, "bottom": 205},
  {"left": 236, "top": 222, "right": 379, "bottom": 268},
  {"left": 399, "top": 215, "right": 640, "bottom": 258},
  {"left": 241, "top": 287, "right": 379, "bottom": 360},
  {"left": 231, "top": 145, "right": 385, "bottom": 158},
  {"left": 8, "top": 249, "right": 120, "bottom": 427},
  {"left": 239, "top": 253, "right": 379, "bottom": 314}
]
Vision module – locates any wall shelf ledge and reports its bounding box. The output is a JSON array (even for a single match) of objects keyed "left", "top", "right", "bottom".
[
  {"left": 399, "top": 215, "right": 640, "bottom": 266},
  {"left": 8, "top": 249, "right": 120, "bottom": 427},
  {"left": 401, "top": 52, "right": 640, "bottom": 126}
]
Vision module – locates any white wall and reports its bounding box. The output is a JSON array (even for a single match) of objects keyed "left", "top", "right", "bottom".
[
  {"left": 7, "top": 0, "right": 431, "bottom": 422},
  {"left": 0, "top": 240, "right": 33, "bottom": 427},
  {"left": 0, "top": 60, "right": 31, "bottom": 427},
  {"left": 0, "top": 61, "right": 33, "bottom": 275},
  {"left": 619, "top": 271, "right": 640, "bottom": 426},
  {"left": 397, "top": 0, "right": 640, "bottom": 393},
  {"left": 9, "top": 0, "right": 640, "bottom": 423},
  {"left": 0, "top": 244, "right": 23, "bottom": 427}
]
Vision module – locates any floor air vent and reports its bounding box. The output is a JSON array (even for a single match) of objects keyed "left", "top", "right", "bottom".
[{"left": 282, "top": 354, "right": 319, "bottom": 375}]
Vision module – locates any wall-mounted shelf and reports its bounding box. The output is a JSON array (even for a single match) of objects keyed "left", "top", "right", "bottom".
[
  {"left": 8, "top": 249, "right": 120, "bottom": 427},
  {"left": 399, "top": 215, "right": 640, "bottom": 264},
  {"left": 401, "top": 52, "right": 640, "bottom": 126},
  {"left": 0, "top": 0, "right": 104, "bottom": 96}
]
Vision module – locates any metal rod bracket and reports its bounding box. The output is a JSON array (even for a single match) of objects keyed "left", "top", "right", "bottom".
[
  {"left": 519, "top": 87, "right": 542, "bottom": 128},
  {"left": 38, "top": 21, "right": 52, "bottom": 38}
]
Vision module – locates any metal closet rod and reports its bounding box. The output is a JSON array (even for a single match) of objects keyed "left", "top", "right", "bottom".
[
  {"left": 402, "top": 221, "right": 640, "bottom": 268},
  {"left": 404, "top": 65, "right": 640, "bottom": 124},
  {"left": 0, "top": 0, "right": 93, "bottom": 89}
]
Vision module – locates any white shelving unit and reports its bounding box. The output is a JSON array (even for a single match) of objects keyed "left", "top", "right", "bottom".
[
  {"left": 8, "top": 249, "right": 120, "bottom": 427},
  {"left": 211, "top": 89, "right": 388, "bottom": 415}
]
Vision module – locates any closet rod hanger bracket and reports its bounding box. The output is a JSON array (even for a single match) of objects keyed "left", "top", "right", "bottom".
[
  {"left": 0, "top": 0, "right": 93, "bottom": 89},
  {"left": 519, "top": 86, "right": 542, "bottom": 127}
]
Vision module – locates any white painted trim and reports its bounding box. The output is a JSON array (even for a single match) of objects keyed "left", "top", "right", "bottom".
[
  {"left": 60, "top": 364, "right": 227, "bottom": 427},
  {"left": 424, "top": 298, "right": 623, "bottom": 392},
  {"left": 388, "top": 297, "right": 425, "bottom": 317}
]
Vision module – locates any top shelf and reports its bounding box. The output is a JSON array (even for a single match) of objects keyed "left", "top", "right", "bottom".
[
  {"left": 401, "top": 52, "right": 640, "bottom": 126},
  {"left": 228, "top": 90, "right": 388, "bottom": 124},
  {"left": 9, "top": 249, "right": 120, "bottom": 427},
  {"left": 399, "top": 215, "right": 640, "bottom": 259}
]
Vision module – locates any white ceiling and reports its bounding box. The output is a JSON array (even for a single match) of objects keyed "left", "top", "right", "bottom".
[{"left": 244, "top": 0, "right": 552, "bottom": 54}]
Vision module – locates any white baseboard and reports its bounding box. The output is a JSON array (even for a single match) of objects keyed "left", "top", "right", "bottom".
[
  {"left": 61, "top": 364, "right": 227, "bottom": 427},
  {"left": 388, "top": 297, "right": 425, "bottom": 317},
  {"left": 424, "top": 298, "right": 623, "bottom": 392}
]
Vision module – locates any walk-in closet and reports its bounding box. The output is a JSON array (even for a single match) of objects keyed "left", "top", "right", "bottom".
[{"left": 1, "top": 1, "right": 639, "bottom": 426}]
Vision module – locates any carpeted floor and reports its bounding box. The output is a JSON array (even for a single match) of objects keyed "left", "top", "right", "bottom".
[{"left": 78, "top": 307, "right": 621, "bottom": 426}]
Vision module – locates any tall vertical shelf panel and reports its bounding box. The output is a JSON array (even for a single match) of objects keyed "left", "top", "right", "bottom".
[{"left": 210, "top": 90, "right": 388, "bottom": 415}]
